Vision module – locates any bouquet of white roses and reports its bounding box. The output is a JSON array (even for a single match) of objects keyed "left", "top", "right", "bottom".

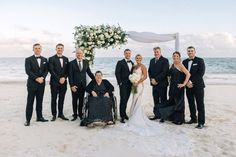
[{"left": 129, "top": 73, "right": 141, "bottom": 94}]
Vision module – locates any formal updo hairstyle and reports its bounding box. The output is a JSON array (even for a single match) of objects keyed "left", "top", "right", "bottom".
[{"left": 172, "top": 51, "right": 181, "bottom": 57}]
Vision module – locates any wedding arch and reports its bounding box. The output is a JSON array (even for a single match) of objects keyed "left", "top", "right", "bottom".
[{"left": 74, "top": 25, "right": 179, "bottom": 63}]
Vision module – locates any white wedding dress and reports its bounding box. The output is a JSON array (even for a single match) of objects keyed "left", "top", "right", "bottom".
[{"left": 125, "top": 67, "right": 161, "bottom": 136}]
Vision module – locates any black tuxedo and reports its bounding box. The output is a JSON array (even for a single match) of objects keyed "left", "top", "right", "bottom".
[
  {"left": 148, "top": 56, "right": 169, "bottom": 118},
  {"left": 68, "top": 59, "right": 95, "bottom": 118},
  {"left": 25, "top": 55, "right": 48, "bottom": 122},
  {"left": 48, "top": 55, "right": 69, "bottom": 117},
  {"left": 183, "top": 56, "right": 206, "bottom": 125},
  {"left": 115, "top": 59, "right": 134, "bottom": 118}
]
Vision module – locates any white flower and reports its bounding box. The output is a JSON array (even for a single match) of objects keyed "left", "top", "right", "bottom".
[{"left": 129, "top": 73, "right": 141, "bottom": 84}]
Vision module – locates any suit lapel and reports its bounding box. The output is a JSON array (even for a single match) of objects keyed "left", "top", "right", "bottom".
[
  {"left": 74, "top": 59, "right": 80, "bottom": 71},
  {"left": 123, "top": 59, "right": 130, "bottom": 72},
  {"left": 55, "top": 56, "right": 62, "bottom": 69}
]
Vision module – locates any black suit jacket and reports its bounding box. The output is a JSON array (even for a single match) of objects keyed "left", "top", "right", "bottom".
[
  {"left": 148, "top": 56, "right": 169, "bottom": 88},
  {"left": 183, "top": 56, "right": 205, "bottom": 89},
  {"left": 25, "top": 55, "right": 48, "bottom": 88},
  {"left": 86, "top": 79, "right": 114, "bottom": 97},
  {"left": 115, "top": 59, "right": 134, "bottom": 86},
  {"left": 68, "top": 59, "right": 95, "bottom": 88},
  {"left": 48, "top": 55, "right": 69, "bottom": 85}
]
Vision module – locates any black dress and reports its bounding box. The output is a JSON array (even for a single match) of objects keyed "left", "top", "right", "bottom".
[
  {"left": 159, "top": 65, "right": 185, "bottom": 123},
  {"left": 83, "top": 80, "right": 114, "bottom": 125}
]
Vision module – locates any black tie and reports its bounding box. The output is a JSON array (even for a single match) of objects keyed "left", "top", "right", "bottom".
[
  {"left": 35, "top": 56, "right": 41, "bottom": 59},
  {"left": 127, "top": 60, "right": 131, "bottom": 63}
]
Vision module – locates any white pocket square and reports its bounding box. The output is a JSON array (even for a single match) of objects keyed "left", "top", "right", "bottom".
[
  {"left": 43, "top": 62, "right": 46, "bottom": 64},
  {"left": 192, "top": 63, "right": 198, "bottom": 66}
]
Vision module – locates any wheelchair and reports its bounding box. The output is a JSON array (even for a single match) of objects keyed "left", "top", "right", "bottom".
[{"left": 80, "top": 93, "right": 118, "bottom": 126}]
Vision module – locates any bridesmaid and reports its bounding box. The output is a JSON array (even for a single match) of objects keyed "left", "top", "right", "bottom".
[{"left": 159, "top": 51, "right": 191, "bottom": 125}]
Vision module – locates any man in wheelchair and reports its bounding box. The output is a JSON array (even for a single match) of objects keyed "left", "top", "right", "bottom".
[{"left": 80, "top": 71, "right": 116, "bottom": 127}]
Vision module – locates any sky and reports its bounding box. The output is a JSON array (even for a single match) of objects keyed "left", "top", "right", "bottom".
[{"left": 0, "top": 0, "right": 236, "bottom": 58}]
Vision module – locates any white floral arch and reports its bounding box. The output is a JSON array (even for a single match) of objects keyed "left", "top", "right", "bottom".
[{"left": 74, "top": 25, "right": 179, "bottom": 63}]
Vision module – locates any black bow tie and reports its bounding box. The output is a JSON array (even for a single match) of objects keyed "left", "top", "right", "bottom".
[
  {"left": 127, "top": 60, "right": 131, "bottom": 63},
  {"left": 35, "top": 56, "right": 41, "bottom": 59},
  {"left": 58, "top": 56, "right": 63, "bottom": 59},
  {"left": 188, "top": 58, "right": 194, "bottom": 61}
]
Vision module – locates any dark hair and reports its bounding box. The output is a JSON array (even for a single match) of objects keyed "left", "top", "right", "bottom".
[
  {"left": 33, "top": 43, "right": 41, "bottom": 48},
  {"left": 95, "top": 70, "right": 103, "bottom": 76},
  {"left": 124, "top": 49, "right": 131, "bottom": 53},
  {"left": 153, "top": 47, "right": 161, "bottom": 51},
  {"left": 187, "top": 46, "right": 195, "bottom": 50},
  {"left": 173, "top": 51, "right": 181, "bottom": 57},
  {"left": 56, "top": 43, "right": 64, "bottom": 47}
]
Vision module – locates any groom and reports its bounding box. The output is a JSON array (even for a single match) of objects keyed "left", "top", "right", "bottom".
[
  {"left": 183, "top": 46, "right": 206, "bottom": 129},
  {"left": 115, "top": 49, "right": 134, "bottom": 123}
]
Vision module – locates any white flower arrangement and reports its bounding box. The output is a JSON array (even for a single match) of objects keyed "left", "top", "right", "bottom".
[
  {"left": 129, "top": 73, "right": 141, "bottom": 94},
  {"left": 74, "top": 24, "right": 128, "bottom": 64}
]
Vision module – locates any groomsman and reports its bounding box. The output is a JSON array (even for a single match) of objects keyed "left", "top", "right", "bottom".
[
  {"left": 115, "top": 49, "right": 134, "bottom": 123},
  {"left": 69, "top": 48, "right": 95, "bottom": 121},
  {"left": 183, "top": 46, "right": 206, "bottom": 129},
  {"left": 48, "top": 43, "right": 69, "bottom": 121},
  {"left": 24, "top": 43, "right": 48, "bottom": 126},
  {"left": 148, "top": 47, "right": 169, "bottom": 120}
]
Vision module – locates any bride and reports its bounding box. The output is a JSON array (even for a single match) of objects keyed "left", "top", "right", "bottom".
[{"left": 125, "top": 54, "right": 162, "bottom": 136}]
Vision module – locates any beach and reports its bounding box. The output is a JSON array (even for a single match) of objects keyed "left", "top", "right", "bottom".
[{"left": 0, "top": 81, "right": 235, "bottom": 157}]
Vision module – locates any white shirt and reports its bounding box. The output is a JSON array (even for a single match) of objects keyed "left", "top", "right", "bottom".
[
  {"left": 125, "top": 59, "right": 132, "bottom": 71},
  {"left": 57, "top": 55, "right": 63, "bottom": 68},
  {"left": 188, "top": 59, "right": 193, "bottom": 71},
  {"left": 35, "top": 55, "right": 41, "bottom": 67},
  {"left": 77, "top": 59, "right": 83, "bottom": 71}
]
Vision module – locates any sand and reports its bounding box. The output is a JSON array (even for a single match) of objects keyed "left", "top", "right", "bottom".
[{"left": 0, "top": 81, "right": 235, "bottom": 157}]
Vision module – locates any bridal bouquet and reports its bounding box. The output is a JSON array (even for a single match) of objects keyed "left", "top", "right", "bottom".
[
  {"left": 74, "top": 24, "right": 128, "bottom": 64},
  {"left": 129, "top": 73, "right": 141, "bottom": 94}
]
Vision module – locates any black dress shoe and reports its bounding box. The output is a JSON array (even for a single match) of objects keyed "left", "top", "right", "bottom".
[
  {"left": 159, "top": 119, "right": 165, "bottom": 123},
  {"left": 120, "top": 118, "right": 125, "bottom": 123},
  {"left": 172, "top": 121, "right": 183, "bottom": 125},
  {"left": 71, "top": 117, "right": 77, "bottom": 121},
  {"left": 24, "top": 121, "right": 30, "bottom": 126},
  {"left": 195, "top": 124, "right": 204, "bottom": 129},
  {"left": 36, "top": 117, "right": 48, "bottom": 122},
  {"left": 149, "top": 116, "right": 159, "bottom": 120},
  {"left": 124, "top": 116, "right": 129, "bottom": 120},
  {"left": 58, "top": 115, "right": 69, "bottom": 121},
  {"left": 185, "top": 119, "right": 197, "bottom": 124},
  {"left": 51, "top": 116, "right": 56, "bottom": 121}
]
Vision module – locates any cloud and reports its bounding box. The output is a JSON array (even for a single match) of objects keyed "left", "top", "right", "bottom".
[
  {"left": 0, "top": 27, "right": 236, "bottom": 58},
  {"left": 180, "top": 32, "right": 236, "bottom": 57},
  {"left": 0, "top": 26, "right": 75, "bottom": 57}
]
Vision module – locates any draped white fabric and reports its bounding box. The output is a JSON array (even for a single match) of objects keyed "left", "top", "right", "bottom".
[{"left": 127, "top": 31, "right": 179, "bottom": 51}]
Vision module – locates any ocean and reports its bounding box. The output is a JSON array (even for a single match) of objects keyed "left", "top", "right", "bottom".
[{"left": 1, "top": 57, "right": 236, "bottom": 85}]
